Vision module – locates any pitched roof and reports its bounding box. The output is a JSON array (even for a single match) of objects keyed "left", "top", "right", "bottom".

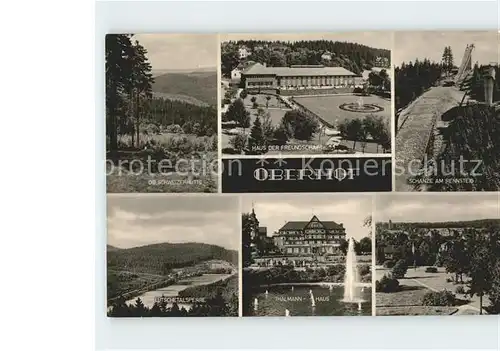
[
  {"left": 243, "top": 63, "right": 356, "bottom": 77},
  {"left": 278, "top": 216, "right": 343, "bottom": 231}
]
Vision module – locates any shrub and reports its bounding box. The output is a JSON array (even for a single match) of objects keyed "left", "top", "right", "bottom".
[
  {"left": 273, "top": 125, "right": 289, "bottom": 145},
  {"left": 223, "top": 98, "right": 231, "bottom": 105},
  {"left": 383, "top": 260, "right": 395, "bottom": 269},
  {"left": 425, "top": 266, "right": 438, "bottom": 273},
  {"left": 361, "top": 273, "right": 372, "bottom": 283},
  {"left": 446, "top": 278, "right": 454, "bottom": 283},
  {"left": 391, "top": 259, "right": 408, "bottom": 279},
  {"left": 252, "top": 102, "right": 259, "bottom": 109},
  {"left": 229, "top": 134, "right": 247, "bottom": 154},
  {"left": 326, "top": 264, "right": 345, "bottom": 277},
  {"left": 455, "top": 285, "right": 465, "bottom": 294},
  {"left": 376, "top": 275, "right": 400, "bottom": 293},
  {"left": 239, "top": 90, "right": 248, "bottom": 99},
  {"left": 280, "top": 110, "right": 320, "bottom": 141},
  {"left": 422, "top": 290, "right": 456, "bottom": 306},
  {"left": 358, "top": 264, "right": 371, "bottom": 276}
]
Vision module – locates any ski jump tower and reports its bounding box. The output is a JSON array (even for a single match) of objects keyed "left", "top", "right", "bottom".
[{"left": 454, "top": 44, "right": 474, "bottom": 86}]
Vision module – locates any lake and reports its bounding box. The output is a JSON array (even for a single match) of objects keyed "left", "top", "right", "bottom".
[
  {"left": 126, "top": 273, "right": 232, "bottom": 309},
  {"left": 247, "top": 285, "right": 372, "bottom": 316}
]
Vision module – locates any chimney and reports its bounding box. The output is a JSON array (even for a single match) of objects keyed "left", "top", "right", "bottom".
[{"left": 484, "top": 66, "right": 496, "bottom": 106}]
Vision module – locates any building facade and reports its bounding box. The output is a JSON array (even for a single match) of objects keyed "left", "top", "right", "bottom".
[
  {"left": 273, "top": 215, "right": 346, "bottom": 255},
  {"left": 241, "top": 63, "right": 357, "bottom": 90},
  {"left": 238, "top": 46, "right": 251, "bottom": 59}
]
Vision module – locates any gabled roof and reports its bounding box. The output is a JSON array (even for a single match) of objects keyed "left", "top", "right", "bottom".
[{"left": 279, "top": 216, "right": 343, "bottom": 231}]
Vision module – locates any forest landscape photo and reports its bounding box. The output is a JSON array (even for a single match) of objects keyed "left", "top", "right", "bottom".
[
  {"left": 105, "top": 34, "right": 218, "bottom": 193},
  {"left": 106, "top": 195, "right": 240, "bottom": 317}
]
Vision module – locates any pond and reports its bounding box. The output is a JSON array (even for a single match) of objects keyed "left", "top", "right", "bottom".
[{"left": 247, "top": 285, "right": 372, "bottom": 316}]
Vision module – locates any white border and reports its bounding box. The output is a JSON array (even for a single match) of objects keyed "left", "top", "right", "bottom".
[{"left": 95, "top": 1, "right": 500, "bottom": 350}]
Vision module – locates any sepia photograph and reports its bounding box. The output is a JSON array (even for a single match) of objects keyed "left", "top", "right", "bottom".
[
  {"left": 375, "top": 193, "right": 500, "bottom": 316},
  {"left": 394, "top": 31, "right": 499, "bottom": 191},
  {"left": 106, "top": 194, "right": 239, "bottom": 317},
  {"left": 220, "top": 33, "right": 392, "bottom": 156},
  {"left": 241, "top": 194, "right": 373, "bottom": 316},
  {"left": 105, "top": 34, "right": 218, "bottom": 193}
]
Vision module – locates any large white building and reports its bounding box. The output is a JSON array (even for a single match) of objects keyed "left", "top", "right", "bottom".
[{"left": 241, "top": 63, "right": 357, "bottom": 90}]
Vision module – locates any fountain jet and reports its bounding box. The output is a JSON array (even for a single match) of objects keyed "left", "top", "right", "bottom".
[
  {"left": 343, "top": 237, "right": 362, "bottom": 303},
  {"left": 285, "top": 309, "right": 290, "bottom": 317},
  {"left": 357, "top": 97, "right": 364, "bottom": 108},
  {"left": 254, "top": 298, "right": 258, "bottom": 311},
  {"left": 309, "top": 289, "right": 316, "bottom": 307}
]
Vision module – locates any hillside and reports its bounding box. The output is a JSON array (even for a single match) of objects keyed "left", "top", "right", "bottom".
[
  {"left": 377, "top": 219, "right": 500, "bottom": 230},
  {"left": 107, "top": 242, "right": 238, "bottom": 275},
  {"left": 107, "top": 245, "right": 121, "bottom": 252},
  {"left": 152, "top": 71, "right": 217, "bottom": 106},
  {"left": 152, "top": 92, "right": 209, "bottom": 107},
  {"left": 221, "top": 39, "right": 390, "bottom": 77}
]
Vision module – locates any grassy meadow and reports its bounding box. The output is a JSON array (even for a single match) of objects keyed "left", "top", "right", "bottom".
[{"left": 107, "top": 132, "right": 217, "bottom": 193}]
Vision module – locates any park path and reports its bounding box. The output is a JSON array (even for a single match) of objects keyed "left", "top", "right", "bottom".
[{"left": 395, "top": 86, "right": 464, "bottom": 191}]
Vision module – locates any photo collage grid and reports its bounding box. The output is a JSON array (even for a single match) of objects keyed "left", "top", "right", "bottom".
[{"left": 105, "top": 31, "right": 500, "bottom": 317}]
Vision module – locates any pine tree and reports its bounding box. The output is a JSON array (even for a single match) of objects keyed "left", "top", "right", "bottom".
[
  {"left": 127, "top": 40, "right": 154, "bottom": 148},
  {"left": 247, "top": 116, "right": 266, "bottom": 153},
  {"left": 441, "top": 46, "right": 454, "bottom": 76},
  {"left": 149, "top": 302, "right": 163, "bottom": 317},
  {"left": 134, "top": 297, "right": 147, "bottom": 316},
  {"left": 105, "top": 34, "right": 134, "bottom": 152}
]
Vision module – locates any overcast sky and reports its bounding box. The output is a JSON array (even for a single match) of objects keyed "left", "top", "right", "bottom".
[
  {"left": 132, "top": 34, "right": 217, "bottom": 71},
  {"left": 241, "top": 194, "right": 372, "bottom": 240},
  {"left": 395, "top": 31, "right": 498, "bottom": 66},
  {"left": 375, "top": 194, "right": 499, "bottom": 223},
  {"left": 221, "top": 32, "right": 391, "bottom": 50},
  {"left": 107, "top": 195, "right": 239, "bottom": 250}
]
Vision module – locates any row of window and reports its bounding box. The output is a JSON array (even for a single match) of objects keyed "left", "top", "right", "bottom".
[
  {"left": 286, "top": 247, "right": 334, "bottom": 254},
  {"left": 285, "top": 240, "right": 341, "bottom": 245},
  {"left": 247, "top": 81, "right": 274, "bottom": 87},
  {"left": 284, "top": 235, "right": 345, "bottom": 240},
  {"left": 280, "top": 231, "right": 344, "bottom": 236},
  {"left": 279, "top": 76, "right": 353, "bottom": 81}
]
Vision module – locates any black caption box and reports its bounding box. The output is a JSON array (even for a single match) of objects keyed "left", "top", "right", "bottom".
[{"left": 222, "top": 157, "right": 392, "bottom": 193}]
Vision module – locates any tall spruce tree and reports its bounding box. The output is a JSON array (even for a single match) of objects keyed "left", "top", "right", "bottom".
[
  {"left": 441, "top": 46, "right": 454, "bottom": 76},
  {"left": 105, "top": 34, "right": 134, "bottom": 152},
  {"left": 247, "top": 116, "right": 266, "bottom": 153},
  {"left": 127, "top": 40, "right": 154, "bottom": 148}
]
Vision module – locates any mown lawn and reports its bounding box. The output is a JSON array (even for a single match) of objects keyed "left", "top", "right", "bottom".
[
  {"left": 294, "top": 94, "right": 391, "bottom": 125},
  {"left": 376, "top": 286, "right": 429, "bottom": 307}
]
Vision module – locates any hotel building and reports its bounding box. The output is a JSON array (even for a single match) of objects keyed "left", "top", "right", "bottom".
[
  {"left": 273, "top": 215, "right": 347, "bottom": 255},
  {"left": 241, "top": 63, "right": 357, "bottom": 90}
]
